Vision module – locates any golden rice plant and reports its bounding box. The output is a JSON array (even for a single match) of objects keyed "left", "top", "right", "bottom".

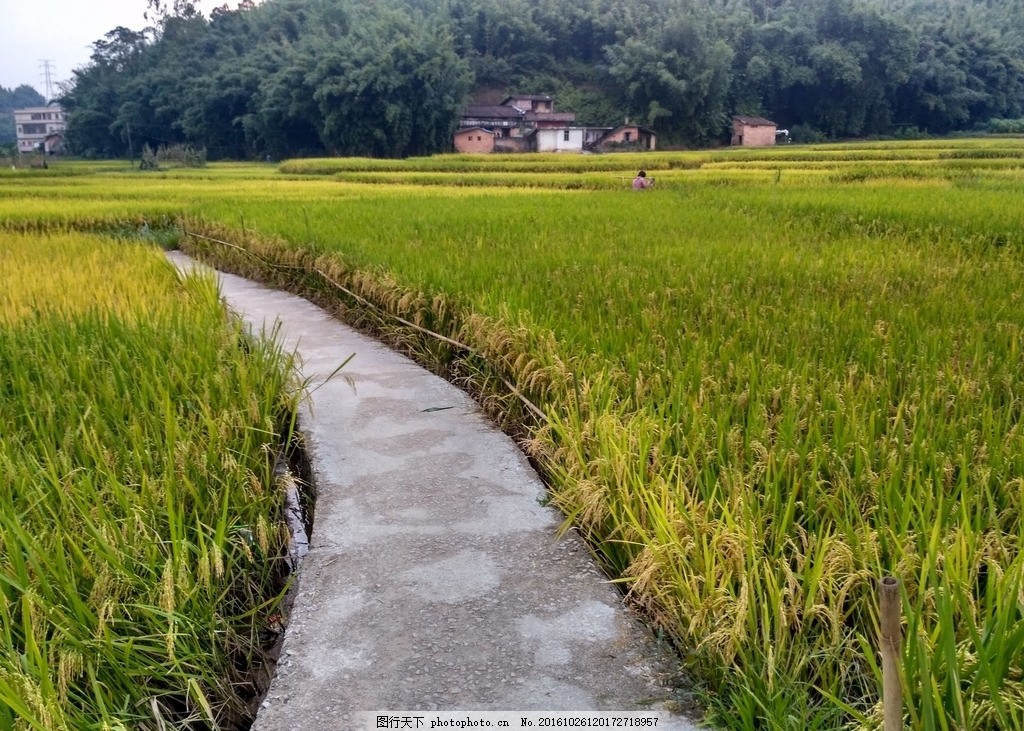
[
  {"left": 5, "top": 139, "right": 1024, "bottom": 728},
  {"left": 0, "top": 232, "right": 299, "bottom": 729}
]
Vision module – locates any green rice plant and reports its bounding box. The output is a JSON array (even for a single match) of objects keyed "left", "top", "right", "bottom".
[
  {"left": 178, "top": 166, "right": 1024, "bottom": 729},
  {"left": 0, "top": 233, "right": 300, "bottom": 729},
  {"left": 327, "top": 170, "right": 642, "bottom": 189},
  {"left": 280, "top": 152, "right": 693, "bottom": 175},
  {"left": 4, "top": 138, "right": 1024, "bottom": 728}
]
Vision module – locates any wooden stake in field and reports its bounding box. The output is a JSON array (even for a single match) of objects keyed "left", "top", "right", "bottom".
[{"left": 879, "top": 576, "right": 903, "bottom": 731}]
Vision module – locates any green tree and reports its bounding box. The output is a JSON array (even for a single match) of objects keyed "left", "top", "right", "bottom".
[
  {"left": 310, "top": 11, "right": 471, "bottom": 157},
  {"left": 606, "top": 16, "right": 734, "bottom": 144},
  {"left": 61, "top": 27, "right": 153, "bottom": 157},
  {"left": 56, "top": 0, "right": 1024, "bottom": 156}
]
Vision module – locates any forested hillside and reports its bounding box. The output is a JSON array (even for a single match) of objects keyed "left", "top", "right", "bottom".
[{"left": 60, "top": 0, "right": 1024, "bottom": 158}]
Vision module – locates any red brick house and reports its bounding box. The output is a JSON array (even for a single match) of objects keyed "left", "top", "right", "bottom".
[
  {"left": 454, "top": 127, "right": 496, "bottom": 153},
  {"left": 731, "top": 116, "right": 777, "bottom": 146}
]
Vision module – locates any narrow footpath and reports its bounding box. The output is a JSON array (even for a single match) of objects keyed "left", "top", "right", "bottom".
[{"left": 168, "top": 253, "right": 701, "bottom": 731}]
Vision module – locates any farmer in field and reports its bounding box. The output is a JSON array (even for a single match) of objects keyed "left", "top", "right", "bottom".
[{"left": 632, "top": 170, "right": 653, "bottom": 189}]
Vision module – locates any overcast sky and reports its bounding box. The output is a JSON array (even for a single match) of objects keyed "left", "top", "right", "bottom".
[{"left": 0, "top": 1, "right": 215, "bottom": 98}]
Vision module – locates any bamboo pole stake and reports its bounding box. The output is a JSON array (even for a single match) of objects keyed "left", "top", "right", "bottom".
[{"left": 879, "top": 576, "right": 903, "bottom": 731}]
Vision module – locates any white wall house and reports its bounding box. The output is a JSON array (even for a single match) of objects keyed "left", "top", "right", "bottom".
[
  {"left": 534, "top": 127, "right": 586, "bottom": 152},
  {"left": 15, "top": 106, "right": 66, "bottom": 154}
]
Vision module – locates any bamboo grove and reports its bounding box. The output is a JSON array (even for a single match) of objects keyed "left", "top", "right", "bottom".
[{"left": 57, "top": 0, "right": 1024, "bottom": 159}]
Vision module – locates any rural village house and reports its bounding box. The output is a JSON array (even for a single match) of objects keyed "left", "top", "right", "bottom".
[
  {"left": 455, "top": 95, "right": 657, "bottom": 154},
  {"left": 43, "top": 132, "right": 65, "bottom": 155},
  {"left": 453, "top": 127, "right": 498, "bottom": 153},
  {"left": 14, "top": 105, "right": 67, "bottom": 154},
  {"left": 589, "top": 124, "right": 657, "bottom": 151},
  {"left": 731, "top": 115, "right": 777, "bottom": 146}
]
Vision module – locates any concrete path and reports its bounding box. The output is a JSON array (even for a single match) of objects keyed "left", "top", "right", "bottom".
[{"left": 168, "top": 253, "right": 701, "bottom": 731}]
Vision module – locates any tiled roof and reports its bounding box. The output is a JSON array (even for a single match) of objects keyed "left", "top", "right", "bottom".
[
  {"left": 586, "top": 125, "right": 657, "bottom": 148},
  {"left": 502, "top": 95, "right": 553, "bottom": 103},
  {"left": 462, "top": 105, "right": 523, "bottom": 119},
  {"left": 733, "top": 115, "right": 776, "bottom": 126},
  {"left": 524, "top": 112, "right": 576, "bottom": 122}
]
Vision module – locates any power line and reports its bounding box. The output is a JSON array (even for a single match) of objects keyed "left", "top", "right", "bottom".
[{"left": 39, "top": 60, "right": 55, "bottom": 102}]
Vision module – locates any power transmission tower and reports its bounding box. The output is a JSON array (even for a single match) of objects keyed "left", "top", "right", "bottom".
[{"left": 39, "top": 60, "right": 56, "bottom": 102}]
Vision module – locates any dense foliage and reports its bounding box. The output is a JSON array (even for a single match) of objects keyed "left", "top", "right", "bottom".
[{"left": 58, "top": 0, "right": 1024, "bottom": 157}]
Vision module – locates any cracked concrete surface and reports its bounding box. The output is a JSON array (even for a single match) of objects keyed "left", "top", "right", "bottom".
[{"left": 167, "top": 252, "right": 702, "bottom": 731}]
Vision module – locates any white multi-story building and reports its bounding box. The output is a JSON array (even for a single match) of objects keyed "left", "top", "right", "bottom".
[{"left": 15, "top": 105, "right": 66, "bottom": 154}]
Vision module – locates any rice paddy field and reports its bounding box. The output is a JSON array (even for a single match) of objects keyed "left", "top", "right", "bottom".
[
  {"left": 0, "top": 234, "right": 300, "bottom": 728},
  {"left": 3, "top": 137, "right": 1024, "bottom": 729}
]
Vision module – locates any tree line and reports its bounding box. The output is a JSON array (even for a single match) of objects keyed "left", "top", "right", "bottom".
[{"left": 58, "top": 0, "right": 1024, "bottom": 159}]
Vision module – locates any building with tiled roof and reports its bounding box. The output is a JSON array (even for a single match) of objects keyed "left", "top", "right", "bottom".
[
  {"left": 454, "top": 94, "right": 657, "bottom": 154},
  {"left": 731, "top": 116, "right": 777, "bottom": 146},
  {"left": 456, "top": 94, "right": 578, "bottom": 152}
]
